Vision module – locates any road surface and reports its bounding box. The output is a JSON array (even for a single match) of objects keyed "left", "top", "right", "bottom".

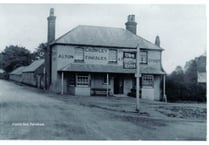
[{"left": 0, "top": 80, "right": 206, "bottom": 140}]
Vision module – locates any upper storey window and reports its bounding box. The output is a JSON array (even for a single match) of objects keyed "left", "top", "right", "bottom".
[
  {"left": 140, "top": 51, "right": 148, "bottom": 64},
  {"left": 75, "top": 47, "right": 84, "bottom": 62},
  {"left": 108, "top": 49, "right": 117, "bottom": 64}
]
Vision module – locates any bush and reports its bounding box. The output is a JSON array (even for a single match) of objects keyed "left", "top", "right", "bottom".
[{"left": 166, "top": 63, "right": 206, "bottom": 102}]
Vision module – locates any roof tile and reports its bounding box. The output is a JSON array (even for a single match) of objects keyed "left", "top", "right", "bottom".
[
  {"left": 53, "top": 25, "right": 163, "bottom": 50},
  {"left": 59, "top": 63, "right": 165, "bottom": 74},
  {"left": 23, "top": 59, "right": 44, "bottom": 72},
  {"left": 10, "top": 66, "right": 27, "bottom": 75}
]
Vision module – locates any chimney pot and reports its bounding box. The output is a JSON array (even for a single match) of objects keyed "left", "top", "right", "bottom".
[
  {"left": 50, "top": 8, "right": 54, "bottom": 16},
  {"left": 128, "top": 15, "right": 135, "bottom": 22},
  {"left": 155, "top": 35, "right": 160, "bottom": 47}
]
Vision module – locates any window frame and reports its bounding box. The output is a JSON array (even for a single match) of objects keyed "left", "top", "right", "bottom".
[
  {"left": 108, "top": 49, "right": 117, "bottom": 64},
  {"left": 142, "top": 75, "right": 154, "bottom": 88},
  {"left": 76, "top": 74, "right": 90, "bottom": 87},
  {"left": 140, "top": 51, "right": 148, "bottom": 64},
  {"left": 74, "top": 47, "right": 84, "bottom": 62}
]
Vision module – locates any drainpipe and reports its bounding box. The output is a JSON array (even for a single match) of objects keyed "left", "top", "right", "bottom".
[
  {"left": 43, "top": 67, "right": 46, "bottom": 90},
  {"left": 135, "top": 44, "right": 141, "bottom": 112},
  {"left": 61, "top": 71, "right": 64, "bottom": 95},
  {"left": 163, "top": 75, "right": 167, "bottom": 102},
  {"left": 106, "top": 73, "right": 109, "bottom": 96}
]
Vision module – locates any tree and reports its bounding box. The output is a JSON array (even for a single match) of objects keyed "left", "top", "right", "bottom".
[
  {"left": 0, "top": 45, "right": 31, "bottom": 73},
  {"left": 166, "top": 66, "right": 185, "bottom": 101},
  {"left": 184, "top": 60, "right": 197, "bottom": 84},
  {"left": 166, "top": 55, "right": 206, "bottom": 102},
  {"left": 184, "top": 57, "right": 206, "bottom": 102},
  {"left": 0, "top": 53, "right": 3, "bottom": 69},
  {"left": 31, "top": 43, "right": 46, "bottom": 61}
]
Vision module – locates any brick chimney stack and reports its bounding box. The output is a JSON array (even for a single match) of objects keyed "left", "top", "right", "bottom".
[
  {"left": 125, "top": 15, "right": 137, "bottom": 34},
  {"left": 45, "top": 8, "right": 56, "bottom": 89},
  {"left": 47, "top": 8, "right": 56, "bottom": 43}
]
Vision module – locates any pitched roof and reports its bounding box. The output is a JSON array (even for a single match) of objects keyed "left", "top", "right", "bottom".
[
  {"left": 59, "top": 63, "right": 165, "bottom": 74},
  {"left": 52, "top": 25, "right": 163, "bottom": 50},
  {"left": 23, "top": 59, "right": 44, "bottom": 72},
  {"left": 10, "top": 66, "right": 27, "bottom": 75}
]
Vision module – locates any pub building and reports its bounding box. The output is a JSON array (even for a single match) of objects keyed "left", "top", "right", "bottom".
[{"left": 45, "top": 8, "right": 166, "bottom": 101}]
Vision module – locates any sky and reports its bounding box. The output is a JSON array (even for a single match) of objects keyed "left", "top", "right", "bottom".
[{"left": 0, "top": 4, "right": 206, "bottom": 73}]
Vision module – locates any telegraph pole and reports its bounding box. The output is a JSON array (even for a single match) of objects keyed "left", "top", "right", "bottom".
[{"left": 135, "top": 44, "right": 141, "bottom": 112}]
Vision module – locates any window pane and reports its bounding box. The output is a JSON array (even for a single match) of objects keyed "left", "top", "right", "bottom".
[
  {"left": 140, "top": 51, "right": 147, "bottom": 64},
  {"left": 109, "top": 49, "right": 117, "bottom": 63},
  {"left": 75, "top": 48, "right": 84, "bottom": 61},
  {"left": 142, "top": 75, "right": 153, "bottom": 87},
  {"left": 76, "top": 74, "right": 89, "bottom": 87}
]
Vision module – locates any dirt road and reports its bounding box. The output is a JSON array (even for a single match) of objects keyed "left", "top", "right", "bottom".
[{"left": 0, "top": 80, "right": 206, "bottom": 140}]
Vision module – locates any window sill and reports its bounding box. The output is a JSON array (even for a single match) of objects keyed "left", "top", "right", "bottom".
[
  {"left": 142, "top": 86, "right": 154, "bottom": 89},
  {"left": 103, "top": 83, "right": 110, "bottom": 85},
  {"left": 74, "top": 60, "right": 84, "bottom": 63},
  {"left": 108, "top": 61, "right": 117, "bottom": 64},
  {"left": 76, "top": 85, "right": 90, "bottom": 88},
  {"left": 140, "top": 62, "right": 148, "bottom": 64}
]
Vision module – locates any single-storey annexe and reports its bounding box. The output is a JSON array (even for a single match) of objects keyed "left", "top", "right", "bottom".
[
  {"left": 22, "top": 59, "right": 45, "bottom": 88},
  {"left": 9, "top": 66, "right": 27, "bottom": 83}
]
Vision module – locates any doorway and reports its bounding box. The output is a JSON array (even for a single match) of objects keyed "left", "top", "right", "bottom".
[{"left": 114, "top": 76, "right": 124, "bottom": 94}]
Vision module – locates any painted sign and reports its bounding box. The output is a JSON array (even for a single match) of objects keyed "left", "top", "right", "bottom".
[
  {"left": 123, "top": 52, "right": 136, "bottom": 69},
  {"left": 85, "top": 47, "right": 107, "bottom": 53},
  {"left": 84, "top": 47, "right": 108, "bottom": 64},
  {"left": 56, "top": 45, "right": 75, "bottom": 70}
]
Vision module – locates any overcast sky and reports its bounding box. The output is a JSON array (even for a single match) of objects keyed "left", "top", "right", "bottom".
[{"left": 0, "top": 4, "right": 206, "bottom": 73}]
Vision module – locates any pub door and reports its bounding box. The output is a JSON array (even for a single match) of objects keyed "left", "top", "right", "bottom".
[{"left": 114, "top": 76, "right": 124, "bottom": 94}]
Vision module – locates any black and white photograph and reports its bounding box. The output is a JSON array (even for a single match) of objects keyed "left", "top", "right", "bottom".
[{"left": 0, "top": 2, "right": 207, "bottom": 141}]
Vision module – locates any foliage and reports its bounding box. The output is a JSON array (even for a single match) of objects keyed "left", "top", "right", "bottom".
[
  {"left": 31, "top": 43, "right": 46, "bottom": 61},
  {"left": 166, "top": 55, "right": 206, "bottom": 102},
  {"left": 0, "top": 53, "right": 3, "bottom": 68},
  {"left": 0, "top": 43, "right": 46, "bottom": 74},
  {"left": 0, "top": 45, "right": 32, "bottom": 73}
]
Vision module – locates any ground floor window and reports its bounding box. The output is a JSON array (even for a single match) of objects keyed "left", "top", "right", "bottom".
[
  {"left": 142, "top": 75, "right": 154, "bottom": 87},
  {"left": 76, "top": 74, "right": 90, "bottom": 87}
]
